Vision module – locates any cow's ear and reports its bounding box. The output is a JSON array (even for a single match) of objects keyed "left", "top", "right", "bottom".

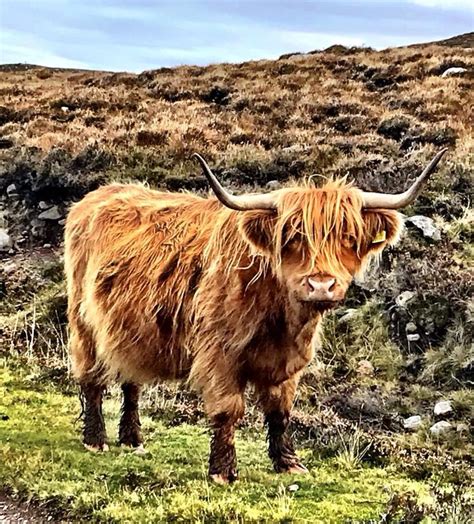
[
  {"left": 239, "top": 211, "right": 275, "bottom": 255},
  {"left": 362, "top": 209, "right": 404, "bottom": 253}
]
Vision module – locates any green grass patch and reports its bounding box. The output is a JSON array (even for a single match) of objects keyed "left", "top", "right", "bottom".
[{"left": 0, "top": 362, "right": 429, "bottom": 523}]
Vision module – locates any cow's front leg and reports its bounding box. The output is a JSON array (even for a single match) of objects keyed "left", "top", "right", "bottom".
[
  {"left": 257, "top": 376, "right": 308, "bottom": 474},
  {"left": 203, "top": 385, "right": 245, "bottom": 484}
]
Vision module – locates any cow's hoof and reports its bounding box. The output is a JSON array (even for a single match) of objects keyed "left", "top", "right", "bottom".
[
  {"left": 84, "top": 443, "right": 109, "bottom": 452},
  {"left": 210, "top": 473, "right": 238, "bottom": 485},
  {"left": 209, "top": 471, "right": 238, "bottom": 485},
  {"left": 286, "top": 463, "right": 309, "bottom": 475}
]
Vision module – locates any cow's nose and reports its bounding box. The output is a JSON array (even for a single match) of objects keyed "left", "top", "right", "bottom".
[{"left": 304, "top": 275, "right": 336, "bottom": 301}]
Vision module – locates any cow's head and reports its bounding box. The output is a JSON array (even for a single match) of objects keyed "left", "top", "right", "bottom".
[{"left": 194, "top": 150, "right": 447, "bottom": 307}]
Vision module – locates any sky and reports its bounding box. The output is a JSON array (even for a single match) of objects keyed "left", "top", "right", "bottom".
[{"left": 0, "top": 0, "right": 472, "bottom": 72}]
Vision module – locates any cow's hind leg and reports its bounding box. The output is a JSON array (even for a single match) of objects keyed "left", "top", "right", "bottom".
[
  {"left": 70, "top": 317, "right": 108, "bottom": 452},
  {"left": 118, "top": 383, "right": 143, "bottom": 449},
  {"left": 257, "top": 376, "right": 308, "bottom": 474},
  {"left": 81, "top": 380, "right": 108, "bottom": 452}
]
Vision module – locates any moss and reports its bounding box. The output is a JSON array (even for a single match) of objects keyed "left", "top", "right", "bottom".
[{"left": 0, "top": 363, "right": 429, "bottom": 523}]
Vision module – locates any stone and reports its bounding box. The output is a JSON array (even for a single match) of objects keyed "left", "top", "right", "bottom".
[
  {"left": 406, "top": 215, "right": 441, "bottom": 241},
  {"left": 356, "top": 360, "right": 374, "bottom": 377},
  {"left": 456, "top": 423, "right": 469, "bottom": 434},
  {"left": 441, "top": 67, "right": 467, "bottom": 78},
  {"left": 406, "top": 322, "right": 417, "bottom": 333},
  {"left": 0, "top": 229, "right": 12, "bottom": 251},
  {"left": 2, "top": 261, "right": 17, "bottom": 274},
  {"left": 39, "top": 201, "right": 50, "bottom": 210},
  {"left": 396, "top": 291, "right": 415, "bottom": 308},
  {"left": 434, "top": 400, "right": 452, "bottom": 416},
  {"left": 6, "top": 183, "right": 17, "bottom": 197},
  {"left": 407, "top": 333, "right": 420, "bottom": 342},
  {"left": 43, "top": 243, "right": 52, "bottom": 249},
  {"left": 430, "top": 420, "right": 452, "bottom": 436},
  {"left": 266, "top": 180, "right": 281, "bottom": 190},
  {"left": 339, "top": 308, "right": 358, "bottom": 323},
  {"left": 38, "top": 206, "right": 62, "bottom": 220},
  {"left": 403, "top": 415, "right": 422, "bottom": 431},
  {"left": 288, "top": 483, "right": 299, "bottom": 492}
]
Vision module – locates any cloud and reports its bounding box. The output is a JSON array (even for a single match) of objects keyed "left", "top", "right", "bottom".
[
  {"left": 0, "top": 29, "right": 89, "bottom": 69},
  {"left": 411, "top": 0, "right": 473, "bottom": 9},
  {"left": 0, "top": 0, "right": 472, "bottom": 71}
]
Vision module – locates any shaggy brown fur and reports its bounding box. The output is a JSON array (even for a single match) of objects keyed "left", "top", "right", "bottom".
[{"left": 65, "top": 179, "right": 402, "bottom": 482}]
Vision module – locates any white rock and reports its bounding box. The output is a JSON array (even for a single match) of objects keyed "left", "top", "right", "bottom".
[
  {"left": 356, "top": 360, "right": 374, "bottom": 376},
  {"left": 288, "top": 483, "right": 299, "bottom": 492},
  {"left": 406, "top": 322, "right": 417, "bottom": 333},
  {"left": 456, "top": 423, "right": 469, "bottom": 434},
  {"left": 339, "top": 308, "right": 358, "bottom": 323},
  {"left": 2, "top": 261, "right": 17, "bottom": 274},
  {"left": 61, "top": 106, "right": 70, "bottom": 112},
  {"left": 0, "top": 228, "right": 12, "bottom": 251},
  {"left": 43, "top": 243, "right": 52, "bottom": 249},
  {"left": 396, "top": 291, "right": 415, "bottom": 308},
  {"left": 38, "top": 206, "right": 62, "bottom": 220},
  {"left": 266, "top": 180, "right": 281, "bottom": 190},
  {"left": 441, "top": 67, "right": 467, "bottom": 78},
  {"left": 406, "top": 215, "right": 441, "bottom": 241},
  {"left": 403, "top": 415, "right": 422, "bottom": 431},
  {"left": 430, "top": 421, "right": 452, "bottom": 436},
  {"left": 407, "top": 334, "right": 420, "bottom": 342},
  {"left": 434, "top": 400, "right": 452, "bottom": 416},
  {"left": 38, "top": 201, "right": 50, "bottom": 210},
  {"left": 6, "top": 183, "right": 17, "bottom": 196}
]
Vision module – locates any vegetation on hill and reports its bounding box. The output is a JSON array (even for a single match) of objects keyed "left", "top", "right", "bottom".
[{"left": 0, "top": 39, "right": 473, "bottom": 520}]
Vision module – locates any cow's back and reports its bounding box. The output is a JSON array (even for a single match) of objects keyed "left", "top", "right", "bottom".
[{"left": 64, "top": 183, "right": 204, "bottom": 384}]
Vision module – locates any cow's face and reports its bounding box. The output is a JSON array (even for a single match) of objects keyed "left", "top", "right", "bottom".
[{"left": 240, "top": 185, "right": 403, "bottom": 307}]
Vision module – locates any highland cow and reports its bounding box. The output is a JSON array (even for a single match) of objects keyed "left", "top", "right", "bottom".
[{"left": 65, "top": 149, "right": 447, "bottom": 483}]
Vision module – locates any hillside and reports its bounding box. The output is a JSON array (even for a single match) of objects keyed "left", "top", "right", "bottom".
[{"left": 0, "top": 40, "right": 473, "bottom": 521}]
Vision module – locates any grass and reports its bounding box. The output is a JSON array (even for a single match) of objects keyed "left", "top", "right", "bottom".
[{"left": 0, "top": 362, "right": 430, "bottom": 523}]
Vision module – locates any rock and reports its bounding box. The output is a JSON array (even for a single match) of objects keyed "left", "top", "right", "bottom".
[
  {"left": 430, "top": 421, "right": 452, "bottom": 436},
  {"left": 456, "top": 423, "right": 469, "bottom": 434},
  {"left": 1, "top": 261, "right": 17, "bottom": 274},
  {"left": 43, "top": 243, "right": 52, "bottom": 249},
  {"left": 434, "top": 400, "right": 452, "bottom": 416},
  {"left": 396, "top": 291, "right": 415, "bottom": 308},
  {"left": 266, "top": 180, "right": 281, "bottom": 190},
  {"left": 406, "top": 215, "right": 441, "bottom": 241},
  {"left": 406, "top": 322, "right": 417, "bottom": 333},
  {"left": 407, "top": 333, "right": 420, "bottom": 342},
  {"left": 58, "top": 219, "right": 67, "bottom": 226},
  {"left": 403, "top": 415, "right": 422, "bottom": 431},
  {"left": 6, "top": 183, "right": 18, "bottom": 197},
  {"left": 38, "top": 201, "right": 50, "bottom": 210},
  {"left": 339, "top": 308, "right": 358, "bottom": 323},
  {"left": 38, "top": 206, "right": 62, "bottom": 220},
  {"left": 0, "top": 228, "right": 12, "bottom": 251},
  {"left": 356, "top": 360, "right": 374, "bottom": 377},
  {"left": 441, "top": 67, "right": 467, "bottom": 78},
  {"left": 288, "top": 483, "right": 299, "bottom": 492},
  {"left": 61, "top": 106, "right": 70, "bottom": 113}
]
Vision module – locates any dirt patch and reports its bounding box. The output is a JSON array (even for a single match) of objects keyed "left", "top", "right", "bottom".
[{"left": 0, "top": 492, "right": 58, "bottom": 523}]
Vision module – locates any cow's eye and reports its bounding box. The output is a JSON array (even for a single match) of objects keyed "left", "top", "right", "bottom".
[{"left": 342, "top": 235, "right": 356, "bottom": 249}]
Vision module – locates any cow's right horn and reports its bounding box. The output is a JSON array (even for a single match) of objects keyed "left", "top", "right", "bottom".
[{"left": 192, "top": 153, "right": 277, "bottom": 211}]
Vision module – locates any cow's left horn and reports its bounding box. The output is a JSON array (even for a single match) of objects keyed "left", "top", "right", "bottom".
[
  {"left": 192, "top": 153, "right": 277, "bottom": 211},
  {"left": 361, "top": 149, "right": 448, "bottom": 209}
]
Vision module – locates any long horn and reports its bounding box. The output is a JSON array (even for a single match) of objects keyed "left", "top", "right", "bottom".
[
  {"left": 361, "top": 149, "right": 448, "bottom": 209},
  {"left": 192, "top": 153, "right": 277, "bottom": 211}
]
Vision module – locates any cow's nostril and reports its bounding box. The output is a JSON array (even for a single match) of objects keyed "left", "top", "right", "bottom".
[{"left": 327, "top": 279, "right": 336, "bottom": 292}]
